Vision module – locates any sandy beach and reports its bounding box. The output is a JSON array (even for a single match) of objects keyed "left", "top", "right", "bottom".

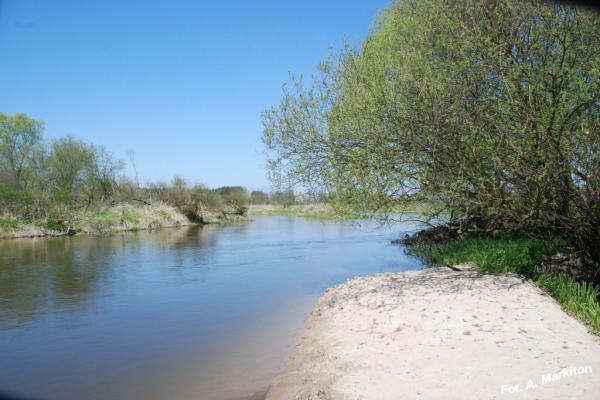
[{"left": 266, "top": 266, "right": 600, "bottom": 400}]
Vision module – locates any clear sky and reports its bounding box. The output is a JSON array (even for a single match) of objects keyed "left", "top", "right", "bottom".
[{"left": 0, "top": 0, "right": 390, "bottom": 191}]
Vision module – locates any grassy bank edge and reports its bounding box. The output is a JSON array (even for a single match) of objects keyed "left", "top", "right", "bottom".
[
  {"left": 407, "top": 236, "right": 600, "bottom": 334},
  {"left": 247, "top": 203, "right": 344, "bottom": 219},
  {"left": 0, "top": 202, "right": 246, "bottom": 239}
]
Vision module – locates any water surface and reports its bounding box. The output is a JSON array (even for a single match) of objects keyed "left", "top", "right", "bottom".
[{"left": 0, "top": 216, "right": 423, "bottom": 399}]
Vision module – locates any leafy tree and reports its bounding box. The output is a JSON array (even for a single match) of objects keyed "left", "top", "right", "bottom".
[
  {"left": 250, "top": 190, "right": 269, "bottom": 204},
  {"left": 0, "top": 113, "right": 44, "bottom": 189},
  {"left": 150, "top": 175, "right": 190, "bottom": 209},
  {"left": 263, "top": 1, "right": 600, "bottom": 270},
  {"left": 190, "top": 184, "right": 223, "bottom": 209},
  {"left": 90, "top": 145, "right": 125, "bottom": 202},
  {"left": 48, "top": 136, "right": 95, "bottom": 205},
  {"left": 271, "top": 189, "right": 295, "bottom": 207},
  {"left": 0, "top": 112, "right": 247, "bottom": 224},
  {"left": 0, "top": 185, "right": 34, "bottom": 218},
  {"left": 215, "top": 186, "right": 248, "bottom": 210}
]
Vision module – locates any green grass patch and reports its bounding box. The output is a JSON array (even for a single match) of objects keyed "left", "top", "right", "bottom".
[
  {"left": 1, "top": 218, "right": 69, "bottom": 234},
  {"left": 121, "top": 207, "right": 142, "bottom": 224},
  {"left": 0, "top": 218, "right": 20, "bottom": 232},
  {"left": 40, "top": 220, "right": 68, "bottom": 232},
  {"left": 537, "top": 273, "right": 600, "bottom": 333},
  {"left": 157, "top": 210, "right": 170, "bottom": 220},
  {"left": 408, "top": 235, "right": 600, "bottom": 333},
  {"left": 409, "top": 236, "right": 565, "bottom": 275},
  {"left": 96, "top": 213, "right": 119, "bottom": 225},
  {"left": 87, "top": 212, "right": 120, "bottom": 233}
]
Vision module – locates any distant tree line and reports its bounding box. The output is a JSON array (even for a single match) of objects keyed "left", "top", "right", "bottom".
[
  {"left": 0, "top": 112, "right": 298, "bottom": 222},
  {"left": 262, "top": 1, "right": 600, "bottom": 272}
]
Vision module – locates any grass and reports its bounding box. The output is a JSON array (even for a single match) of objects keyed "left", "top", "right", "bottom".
[
  {"left": 0, "top": 217, "right": 20, "bottom": 232},
  {"left": 537, "top": 273, "right": 600, "bottom": 333},
  {"left": 0, "top": 216, "right": 68, "bottom": 237},
  {"left": 39, "top": 220, "right": 68, "bottom": 232},
  {"left": 0, "top": 202, "right": 216, "bottom": 238},
  {"left": 409, "top": 236, "right": 565, "bottom": 275},
  {"left": 157, "top": 209, "right": 169, "bottom": 220},
  {"left": 93, "top": 212, "right": 120, "bottom": 232},
  {"left": 120, "top": 207, "right": 142, "bottom": 224},
  {"left": 408, "top": 235, "right": 600, "bottom": 334},
  {"left": 75, "top": 203, "right": 188, "bottom": 234}
]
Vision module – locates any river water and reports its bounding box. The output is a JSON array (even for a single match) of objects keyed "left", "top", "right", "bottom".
[{"left": 0, "top": 216, "right": 424, "bottom": 400}]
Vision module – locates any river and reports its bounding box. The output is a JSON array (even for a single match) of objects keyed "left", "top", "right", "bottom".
[{"left": 0, "top": 216, "right": 424, "bottom": 400}]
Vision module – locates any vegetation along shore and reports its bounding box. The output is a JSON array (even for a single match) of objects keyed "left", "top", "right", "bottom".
[
  {"left": 263, "top": 0, "right": 600, "bottom": 397},
  {"left": 0, "top": 112, "right": 326, "bottom": 239},
  {"left": 262, "top": 0, "right": 600, "bottom": 330},
  {"left": 3, "top": 0, "right": 600, "bottom": 398}
]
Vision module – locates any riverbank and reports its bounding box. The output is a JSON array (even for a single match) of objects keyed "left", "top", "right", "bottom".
[
  {"left": 247, "top": 203, "right": 341, "bottom": 219},
  {"left": 267, "top": 267, "right": 600, "bottom": 399},
  {"left": 0, "top": 202, "right": 247, "bottom": 239},
  {"left": 408, "top": 235, "right": 600, "bottom": 333}
]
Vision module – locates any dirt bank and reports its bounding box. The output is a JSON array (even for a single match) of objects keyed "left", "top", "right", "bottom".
[{"left": 267, "top": 267, "right": 600, "bottom": 400}]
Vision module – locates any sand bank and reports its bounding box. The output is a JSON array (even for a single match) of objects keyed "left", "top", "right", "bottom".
[{"left": 267, "top": 267, "right": 600, "bottom": 399}]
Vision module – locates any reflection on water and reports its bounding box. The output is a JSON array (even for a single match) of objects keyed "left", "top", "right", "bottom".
[
  {"left": 0, "top": 225, "right": 218, "bottom": 330},
  {"left": 0, "top": 217, "right": 423, "bottom": 400}
]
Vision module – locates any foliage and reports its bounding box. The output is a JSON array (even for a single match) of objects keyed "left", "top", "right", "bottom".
[
  {"left": 250, "top": 190, "right": 269, "bottom": 204},
  {"left": 47, "top": 136, "right": 95, "bottom": 205},
  {"left": 0, "top": 114, "right": 126, "bottom": 220},
  {"left": 0, "top": 113, "right": 254, "bottom": 227},
  {"left": 190, "top": 184, "right": 223, "bottom": 209},
  {"left": 270, "top": 189, "right": 295, "bottom": 207},
  {"left": 0, "top": 112, "right": 44, "bottom": 189},
  {"left": 88, "top": 145, "right": 125, "bottom": 203},
  {"left": 40, "top": 220, "right": 68, "bottom": 232},
  {"left": 148, "top": 176, "right": 191, "bottom": 209},
  {"left": 120, "top": 206, "right": 142, "bottom": 224},
  {"left": 263, "top": 0, "right": 600, "bottom": 271},
  {"left": 409, "top": 236, "right": 565, "bottom": 275},
  {"left": 0, "top": 185, "right": 34, "bottom": 217},
  {"left": 0, "top": 217, "right": 20, "bottom": 232}
]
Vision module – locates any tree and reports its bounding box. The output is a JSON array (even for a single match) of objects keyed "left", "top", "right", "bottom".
[
  {"left": 250, "top": 190, "right": 269, "bottom": 204},
  {"left": 215, "top": 186, "right": 249, "bottom": 212},
  {"left": 0, "top": 113, "right": 44, "bottom": 189},
  {"left": 271, "top": 189, "right": 295, "bottom": 207},
  {"left": 165, "top": 175, "right": 190, "bottom": 208},
  {"left": 87, "top": 145, "right": 125, "bottom": 203},
  {"left": 190, "top": 184, "right": 223, "bottom": 209},
  {"left": 263, "top": 1, "right": 600, "bottom": 268},
  {"left": 48, "top": 136, "right": 95, "bottom": 205}
]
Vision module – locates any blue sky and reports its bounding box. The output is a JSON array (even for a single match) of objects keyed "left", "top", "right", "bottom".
[{"left": 0, "top": 0, "right": 390, "bottom": 190}]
